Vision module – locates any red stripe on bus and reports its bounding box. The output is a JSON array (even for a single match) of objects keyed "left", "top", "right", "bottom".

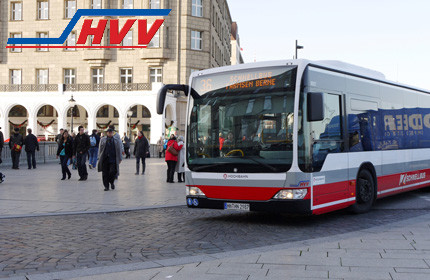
[{"left": 194, "top": 185, "right": 282, "bottom": 201}]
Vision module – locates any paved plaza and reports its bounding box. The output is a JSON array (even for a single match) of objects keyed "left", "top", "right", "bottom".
[
  {"left": 0, "top": 158, "right": 184, "bottom": 218},
  {"left": 0, "top": 159, "right": 430, "bottom": 279}
]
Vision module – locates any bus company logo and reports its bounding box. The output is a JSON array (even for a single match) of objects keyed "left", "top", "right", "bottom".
[
  {"left": 399, "top": 172, "right": 426, "bottom": 186},
  {"left": 290, "top": 180, "right": 310, "bottom": 188},
  {"left": 6, "top": 9, "right": 170, "bottom": 49},
  {"left": 223, "top": 174, "right": 249, "bottom": 180}
]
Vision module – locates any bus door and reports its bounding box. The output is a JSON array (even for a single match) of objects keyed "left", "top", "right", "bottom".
[{"left": 311, "top": 92, "right": 349, "bottom": 208}]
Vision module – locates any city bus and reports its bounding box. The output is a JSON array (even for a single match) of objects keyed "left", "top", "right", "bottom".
[{"left": 157, "top": 59, "right": 430, "bottom": 215}]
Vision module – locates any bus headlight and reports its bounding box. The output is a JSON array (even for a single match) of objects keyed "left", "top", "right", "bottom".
[
  {"left": 273, "top": 189, "right": 307, "bottom": 200},
  {"left": 186, "top": 186, "right": 206, "bottom": 197}
]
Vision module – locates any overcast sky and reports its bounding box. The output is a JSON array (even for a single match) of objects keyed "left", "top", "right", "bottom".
[{"left": 228, "top": 0, "right": 430, "bottom": 90}]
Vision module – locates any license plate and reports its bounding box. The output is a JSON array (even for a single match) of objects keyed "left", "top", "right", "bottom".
[{"left": 224, "top": 202, "right": 250, "bottom": 211}]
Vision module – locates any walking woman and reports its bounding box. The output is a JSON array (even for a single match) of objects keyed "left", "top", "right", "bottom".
[
  {"left": 133, "top": 131, "right": 149, "bottom": 175},
  {"left": 175, "top": 136, "right": 185, "bottom": 183},
  {"left": 56, "top": 130, "right": 73, "bottom": 180},
  {"left": 165, "top": 134, "right": 183, "bottom": 183}
]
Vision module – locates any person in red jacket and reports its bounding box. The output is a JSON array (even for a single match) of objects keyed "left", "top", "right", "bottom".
[{"left": 165, "top": 134, "right": 183, "bottom": 183}]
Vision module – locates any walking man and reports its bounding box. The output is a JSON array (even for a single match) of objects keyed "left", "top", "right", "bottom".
[
  {"left": 24, "top": 128, "right": 39, "bottom": 169},
  {"left": 157, "top": 136, "right": 164, "bottom": 158},
  {"left": 9, "top": 127, "right": 24, "bottom": 169},
  {"left": 0, "top": 127, "right": 4, "bottom": 165},
  {"left": 73, "top": 126, "right": 90, "bottom": 181},
  {"left": 122, "top": 133, "right": 131, "bottom": 159},
  {"left": 98, "top": 128, "right": 122, "bottom": 191},
  {"left": 133, "top": 131, "right": 149, "bottom": 175},
  {"left": 88, "top": 129, "right": 100, "bottom": 169}
]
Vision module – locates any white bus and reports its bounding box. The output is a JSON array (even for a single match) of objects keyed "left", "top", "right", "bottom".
[{"left": 157, "top": 59, "right": 430, "bottom": 215}]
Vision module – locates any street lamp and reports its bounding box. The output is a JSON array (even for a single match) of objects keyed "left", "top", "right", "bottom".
[
  {"left": 295, "top": 40, "right": 304, "bottom": 59},
  {"left": 69, "top": 95, "right": 76, "bottom": 133},
  {"left": 127, "top": 109, "right": 133, "bottom": 138}
]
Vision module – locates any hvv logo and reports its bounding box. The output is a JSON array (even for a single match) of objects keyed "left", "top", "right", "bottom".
[{"left": 6, "top": 9, "right": 170, "bottom": 49}]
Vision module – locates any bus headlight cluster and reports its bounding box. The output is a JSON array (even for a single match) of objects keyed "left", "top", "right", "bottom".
[
  {"left": 186, "top": 186, "right": 206, "bottom": 197},
  {"left": 273, "top": 189, "right": 307, "bottom": 200}
]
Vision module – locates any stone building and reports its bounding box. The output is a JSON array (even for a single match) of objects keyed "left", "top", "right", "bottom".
[{"left": 0, "top": 0, "right": 233, "bottom": 142}]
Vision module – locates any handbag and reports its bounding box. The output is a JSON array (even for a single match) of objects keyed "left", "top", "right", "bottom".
[
  {"left": 167, "top": 145, "right": 178, "bottom": 156},
  {"left": 13, "top": 144, "right": 22, "bottom": 152}
]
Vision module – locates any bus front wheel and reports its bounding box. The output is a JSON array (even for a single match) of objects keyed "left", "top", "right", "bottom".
[{"left": 349, "top": 169, "right": 375, "bottom": 214}]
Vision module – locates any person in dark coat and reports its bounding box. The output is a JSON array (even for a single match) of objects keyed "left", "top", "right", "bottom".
[
  {"left": 24, "top": 128, "right": 39, "bottom": 169},
  {"left": 97, "top": 128, "right": 122, "bottom": 191},
  {"left": 73, "top": 126, "right": 90, "bottom": 181},
  {"left": 133, "top": 131, "right": 149, "bottom": 175},
  {"left": 0, "top": 126, "right": 4, "bottom": 165},
  {"left": 9, "top": 127, "right": 24, "bottom": 169},
  {"left": 165, "top": 134, "right": 183, "bottom": 183},
  {"left": 122, "top": 133, "right": 131, "bottom": 159},
  {"left": 56, "top": 130, "right": 73, "bottom": 180}
]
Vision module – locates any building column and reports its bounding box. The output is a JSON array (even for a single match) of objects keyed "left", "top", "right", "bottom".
[
  {"left": 27, "top": 113, "right": 37, "bottom": 136},
  {"left": 1, "top": 115, "right": 8, "bottom": 140},
  {"left": 118, "top": 116, "right": 127, "bottom": 138},
  {"left": 57, "top": 113, "right": 67, "bottom": 133},
  {"left": 150, "top": 113, "right": 164, "bottom": 145},
  {"left": 87, "top": 115, "right": 96, "bottom": 133}
]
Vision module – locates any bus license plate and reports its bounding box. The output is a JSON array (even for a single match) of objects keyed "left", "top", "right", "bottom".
[{"left": 224, "top": 202, "right": 250, "bottom": 211}]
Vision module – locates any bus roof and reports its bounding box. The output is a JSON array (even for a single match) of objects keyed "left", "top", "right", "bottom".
[{"left": 192, "top": 59, "right": 430, "bottom": 94}]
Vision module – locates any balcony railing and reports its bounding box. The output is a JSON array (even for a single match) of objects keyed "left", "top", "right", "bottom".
[
  {"left": 0, "top": 83, "right": 152, "bottom": 92},
  {"left": 0, "top": 84, "right": 59, "bottom": 92}
]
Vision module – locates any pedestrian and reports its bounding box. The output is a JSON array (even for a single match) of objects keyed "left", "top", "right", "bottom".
[
  {"left": 157, "top": 136, "right": 164, "bottom": 158},
  {"left": 165, "top": 134, "right": 183, "bottom": 183},
  {"left": 122, "top": 133, "right": 131, "bottom": 159},
  {"left": 55, "top": 129, "right": 64, "bottom": 144},
  {"left": 9, "top": 127, "right": 24, "bottom": 170},
  {"left": 133, "top": 131, "right": 149, "bottom": 175},
  {"left": 175, "top": 135, "right": 185, "bottom": 183},
  {"left": 70, "top": 132, "right": 77, "bottom": 169},
  {"left": 97, "top": 128, "right": 122, "bottom": 191},
  {"left": 108, "top": 125, "right": 125, "bottom": 156},
  {"left": 56, "top": 129, "right": 73, "bottom": 180},
  {"left": 73, "top": 126, "right": 90, "bottom": 181},
  {"left": 0, "top": 126, "right": 4, "bottom": 165},
  {"left": 24, "top": 128, "right": 39, "bottom": 169},
  {"left": 88, "top": 129, "right": 100, "bottom": 169}
]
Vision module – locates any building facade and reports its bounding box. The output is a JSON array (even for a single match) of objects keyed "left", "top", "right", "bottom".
[
  {"left": 0, "top": 0, "right": 233, "bottom": 143},
  {"left": 230, "top": 22, "right": 244, "bottom": 65}
]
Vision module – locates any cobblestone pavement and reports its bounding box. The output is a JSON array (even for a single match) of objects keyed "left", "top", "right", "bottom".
[
  {"left": 1, "top": 191, "right": 430, "bottom": 278},
  {"left": 0, "top": 158, "right": 184, "bottom": 217}
]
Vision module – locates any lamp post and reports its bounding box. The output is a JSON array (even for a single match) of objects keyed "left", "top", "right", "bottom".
[
  {"left": 295, "top": 40, "right": 304, "bottom": 59},
  {"left": 127, "top": 109, "right": 133, "bottom": 138},
  {"left": 69, "top": 95, "right": 76, "bottom": 133}
]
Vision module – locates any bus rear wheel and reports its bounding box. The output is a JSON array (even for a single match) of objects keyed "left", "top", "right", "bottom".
[{"left": 349, "top": 169, "right": 375, "bottom": 214}]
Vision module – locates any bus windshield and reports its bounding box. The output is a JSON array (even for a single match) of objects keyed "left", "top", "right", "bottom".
[{"left": 187, "top": 66, "right": 297, "bottom": 173}]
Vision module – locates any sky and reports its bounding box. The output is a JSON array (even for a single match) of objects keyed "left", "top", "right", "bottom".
[{"left": 228, "top": 0, "right": 430, "bottom": 90}]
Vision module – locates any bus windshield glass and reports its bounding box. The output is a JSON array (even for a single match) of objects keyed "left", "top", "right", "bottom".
[{"left": 187, "top": 66, "right": 297, "bottom": 173}]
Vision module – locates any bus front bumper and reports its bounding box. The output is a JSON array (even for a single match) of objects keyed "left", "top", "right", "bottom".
[{"left": 186, "top": 196, "right": 312, "bottom": 214}]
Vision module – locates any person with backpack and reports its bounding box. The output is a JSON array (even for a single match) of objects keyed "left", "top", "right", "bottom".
[
  {"left": 9, "top": 127, "right": 24, "bottom": 170},
  {"left": 88, "top": 129, "right": 100, "bottom": 169},
  {"left": 165, "top": 134, "right": 183, "bottom": 183}
]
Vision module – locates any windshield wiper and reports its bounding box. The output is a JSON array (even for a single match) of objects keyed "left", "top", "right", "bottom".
[
  {"left": 192, "top": 162, "right": 230, "bottom": 171},
  {"left": 235, "top": 156, "right": 279, "bottom": 172}
]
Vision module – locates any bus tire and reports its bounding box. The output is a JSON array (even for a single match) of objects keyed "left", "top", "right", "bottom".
[{"left": 349, "top": 169, "right": 375, "bottom": 214}]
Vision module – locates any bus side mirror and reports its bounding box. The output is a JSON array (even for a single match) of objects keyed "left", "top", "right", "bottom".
[
  {"left": 307, "top": 92, "right": 324, "bottom": 122},
  {"left": 156, "top": 84, "right": 190, "bottom": 115}
]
